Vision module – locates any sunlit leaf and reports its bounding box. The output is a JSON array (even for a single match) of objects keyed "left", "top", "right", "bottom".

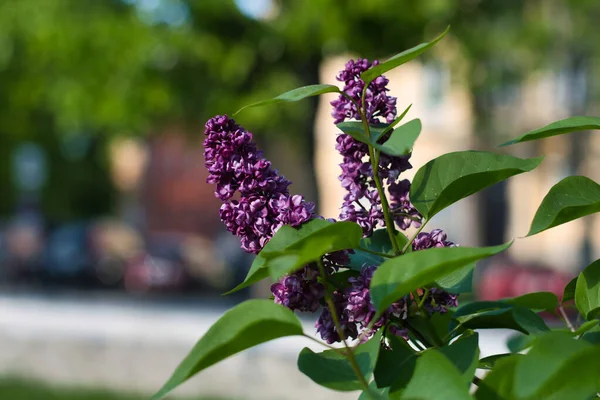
[
  {"left": 410, "top": 151, "right": 543, "bottom": 219},
  {"left": 575, "top": 259, "right": 600, "bottom": 320},
  {"left": 297, "top": 331, "right": 381, "bottom": 392},
  {"left": 370, "top": 243, "right": 511, "bottom": 313},
  {"left": 527, "top": 176, "right": 600, "bottom": 236},
  {"left": 500, "top": 116, "right": 600, "bottom": 146},
  {"left": 234, "top": 84, "right": 340, "bottom": 114},
  {"left": 153, "top": 300, "right": 303, "bottom": 399},
  {"left": 361, "top": 27, "right": 450, "bottom": 86}
]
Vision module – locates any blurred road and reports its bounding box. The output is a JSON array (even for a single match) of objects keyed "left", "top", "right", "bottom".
[{"left": 0, "top": 291, "right": 512, "bottom": 399}]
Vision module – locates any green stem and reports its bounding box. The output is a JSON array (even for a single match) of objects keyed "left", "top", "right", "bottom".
[
  {"left": 302, "top": 333, "right": 345, "bottom": 354},
  {"left": 558, "top": 304, "right": 575, "bottom": 333},
  {"left": 316, "top": 259, "right": 370, "bottom": 392},
  {"left": 417, "top": 288, "right": 430, "bottom": 310},
  {"left": 358, "top": 247, "right": 393, "bottom": 258},
  {"left": 362, "top": 119, "right": 400, "bottom": 255},
  {"left": 402, "top": 219, "right": 428, "bottom": 254}
]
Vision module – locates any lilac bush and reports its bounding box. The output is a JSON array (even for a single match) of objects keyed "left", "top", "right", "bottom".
[{"left": 156, "top": 29, "right": 600, "bottom": 400}]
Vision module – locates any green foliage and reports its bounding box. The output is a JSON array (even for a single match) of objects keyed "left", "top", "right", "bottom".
[
  {"left": 360, "top": 27, "right": 449, "bottom": 86},
  {"left": 396, "top": 350, "right": 472, "bottom": 400},
  {"left": 500, "top": 116, "right": 600, "bottom": 146},
  {"left": 452, "top": 301, "right": 550, "bottom": 335},
  {"left": 234, "top": 84, "right": 340, "bottom": 115},
  {"left": 370, "top": 243, "right": 511, "bottom": 313},
  {"left": 575, "top": 260, "right": 600, "bottom": 320},
  {"left": 297, "top": 332, "right": 381, "bottom": 392},
  {"left": 153, "top": 300, "right": 303, "bottom": 399},
  {"left": 161, "top": 27, "right": 600, "bottom": 400},
  {"left": 225, "top": 218, "right": 331, "bottom": 294},
  {"left": 527, "top": 176, "right": 600, "bottom": 236},
  {"left": 410, "top": 151, "right": 543, "bottom": 219},
  {"left": 263, "top": 221, "right": 363, "bottom": 279}
]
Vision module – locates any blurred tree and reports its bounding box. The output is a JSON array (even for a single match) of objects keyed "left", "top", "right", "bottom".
[{"left": 0, "top": 0, "right": 598, "bottom": 245}]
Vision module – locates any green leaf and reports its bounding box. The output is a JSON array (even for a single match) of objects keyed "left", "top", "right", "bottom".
[
  {"left": 527, "top": 176, "right": 600, "bottom": 236},
  {"left": 500, "top": 116, "right": 600, "bottom": 146},
  {"left": 434, "top": 264, "right": 474, "bottom": 293},
  {"left": 574, "top": 320, "right": 599, "bottom": 337},
  {"left": 336, "top": 121, "right": 392, "bottom": 146},
  {"left": 563, "top": 277, "right": 578, "bottom": 302},
  {"left": 373, "top": 119, "right": 421, "bottom": 157},
  {"left": 360, "top": 27, "right": 450, "bottom": 86},
  {"left": 513, "top": 332, "right": 597, "bottom": 399},
  {"left": 399, "top": 350, "right": 473, "bottom": 400},
  {"left": 410, "top": 151, "right": 543, "bottom": 219},
  {"left": 581, "top": 325, "right": 600, "bottom": 344},
  {"left": 348, "top": 229, "right": 409, "bottom": 270},
  {"left": 234, "top": 84, "right": 340, "bottom": 115},
  {"left": 478, "top": 353, "right": 523, "bottom": 370},
  {"left": 437, "top": 331, "right": 479, "bottom": 385},
  {"left": 225, "top": 219, "right": 331, "bottom": 294},
  {"left": 359, "top": 381, "right": 390, "bottom": 400},
  {"left": 454, "top": 305, "right": 550, "bottom": 335},
  {"left": 575, "top": 259, "right": 600, "bottom": 320},
  {"left": 370, "top": 243, "right": 511, "bottom": 314},
  {"left": 374, "top": 334, "right": 417, "bottom": 388},
  {"left": 152, "top": 300, "right": 303, "bottom": 399},
  {"left": 264, "top": 221, "right": 363, "bottom": 279},
  {"left": 474, "top": 355, "right": 519, "bottom": 400},
  {"left": 452, "top": 301, "right": 550, "bottom": 335},
  {"left": 297, "top": 331, "right": 381, "bottom": 392},
  {"left": 502, "top": 291, "right": 559, "bottom": 313},
  {"left": 506, "top": 333, "right": 535, "bottom": 353},
  {"left": 329, "top": 269, "right": 360, "bottom": 290}
]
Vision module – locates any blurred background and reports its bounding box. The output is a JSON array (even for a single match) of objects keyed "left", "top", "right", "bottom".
[{"left": 1, "top": 0, "right": 599, "bottom": 399}]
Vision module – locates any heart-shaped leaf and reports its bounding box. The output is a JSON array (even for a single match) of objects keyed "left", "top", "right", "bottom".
[
  {"left": 361, "top": 27, "right": 450, "bottom": 86},
  {"left": 153, "top": 300, "right": 303, "bottom": 399},
  {"left": 500, "top": 116, "right": 600, "bottom": 146},
  {"left": 397, "top": 349, "right": 473, "bottom": 400},
  {"left": 370, "top": 242, "right": 511, "bottom": 313},
  {"left": 527, "top": 176, "right": 600, "bottom": 236},
  {"left": 453, "top": 305, "right": 550, "bottom": 335},
  {"left": 225, "top": 218, "right": 331, "bottom": 294},
  {"left": 575, "top": 259, "right": 600, "bottom": 320},
  {"left": 373, "top": 119, "right": 421, "bottom": 157},
  {"left": 437, "top": 330, "right": 479, "bottom": 385},
  {"left": 374, "top": 334, "right": 417, "bottom": 388},
  {"left": 234, "top": 84, "right": 340, "bottom": 114},
  {"left": 410, "top": 151, "right": 543, "bottom": 219},
  {"left": 297, "top": 331, "right": 381, "bottom": 392},
  {"left": 474, "top": 355, "right": 519, "bottom": 400},
  {"left": 513, "top": 332, "right": 596, "bottom": 399}
]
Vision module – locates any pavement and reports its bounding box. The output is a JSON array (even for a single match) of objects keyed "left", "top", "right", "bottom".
[{"left": 0, "top": 291, "right": 513, "bottom": 399}]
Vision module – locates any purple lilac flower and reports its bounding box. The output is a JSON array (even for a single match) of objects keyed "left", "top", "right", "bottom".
[
  {"left": 388, "top": 179, "right": 422, "bottom": 230},
  {"left": 315, "top": 292, "right": 358, "bottom": 344},
  {"left": 412, "top": 228, "right": 456, "bottom": 251},
  {"left": 331, "top": 59, "right": 397, "bottom": 124},
  {"left": 331, "top": 59, "right": 414, "bottom": 236},
  {"left": 343, "top": 265, "right": 409, "bottom": 341},
  {"left": 411, "top": 229, "right": 459, "bottom": 314},
  {"left": 271, "top": 266, "right": 324, "bottom": 313},
  {"left": 421, "top": 288, "right": 459, "bottom": 315},
  {"left": 204, "top": 115, "right": 314, "bottom": 254}
]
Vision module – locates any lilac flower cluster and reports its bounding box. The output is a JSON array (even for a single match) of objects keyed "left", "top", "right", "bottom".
[
  {"left": 389, "top": 179, "right": 422, "bottom": 230},
  {"left": 271, "top": 266, "right": 324, "bottom": 313},
  {"left": 332, "top": 59, "right": 418, "bottom": 236},
  {"left": 315, "top": 291, "right": 358, "bottom": 344},
  {"left": 204, "top": 115, "right": 314, "bottom": 254},
  {"left": 315, "top": 265, "right": 409, "bottom": 344}
]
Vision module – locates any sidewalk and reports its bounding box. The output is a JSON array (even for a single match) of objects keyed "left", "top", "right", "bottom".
[{"left": 0, "top": 292, "right": 511, "bottom": 399}]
